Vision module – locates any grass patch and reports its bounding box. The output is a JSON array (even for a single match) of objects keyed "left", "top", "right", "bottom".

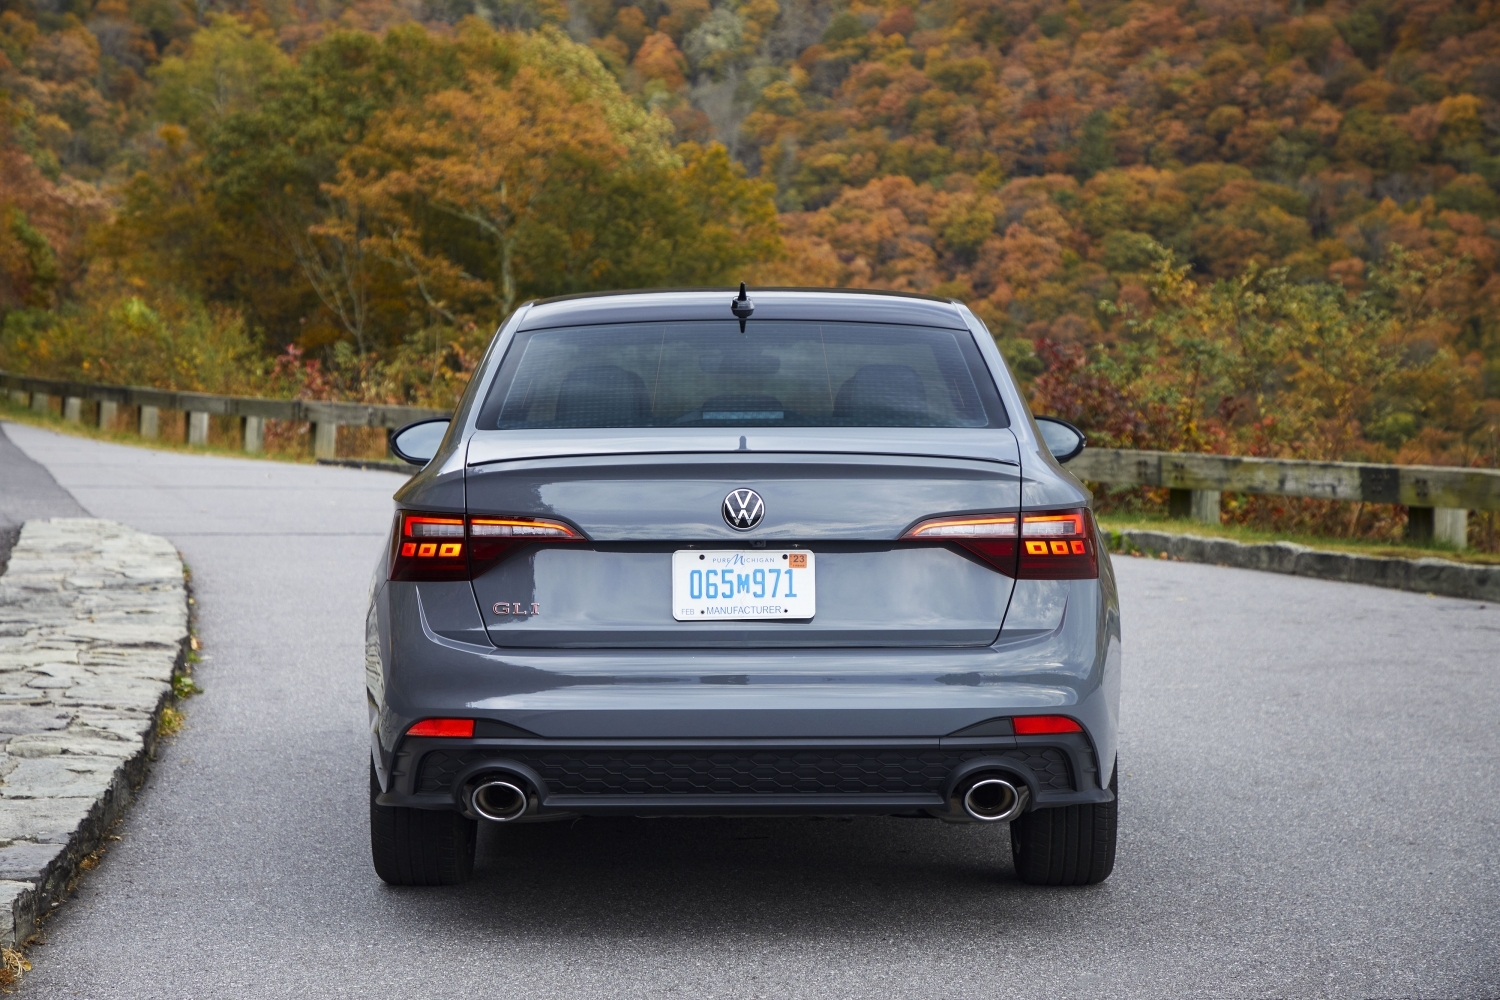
[
  {"left": 157, "top": 705, "right": 185, "bottom": 738},
  {"left": 1099, "top": 513, "right": 1500, "bottom": 566}
]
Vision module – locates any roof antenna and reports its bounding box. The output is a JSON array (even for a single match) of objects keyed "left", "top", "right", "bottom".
[{"left": 730, "top": 281, "right": 755, "bottom": 333}]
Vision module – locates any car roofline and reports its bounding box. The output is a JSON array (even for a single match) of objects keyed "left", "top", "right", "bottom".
[{"left": 528, "top": 287, "right": 961, "bottom": 307}]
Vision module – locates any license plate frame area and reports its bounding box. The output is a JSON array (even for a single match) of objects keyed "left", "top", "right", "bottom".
[{"left": 671, "top": 550, "right": 816, "bottom": 621}]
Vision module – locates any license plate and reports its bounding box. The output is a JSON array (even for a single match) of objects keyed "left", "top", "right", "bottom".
[{"left": 672, "top": 550, "right": 816, "bottom": 621}]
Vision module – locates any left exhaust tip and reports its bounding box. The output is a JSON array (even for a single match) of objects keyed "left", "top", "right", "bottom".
[
  {"left": 469, "top": 778, "right": 530, "bottom": 822},
  {"left": 961, "top": 777, "right": 1029, "bottom": 823}
]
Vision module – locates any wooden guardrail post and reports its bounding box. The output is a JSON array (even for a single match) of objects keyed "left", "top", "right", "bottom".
[
  {"left": 310, "top": 421, "right": 337, "bottom": 459},
  {"left": 98, "top": 400, "right": 117, "bottom": 430},
  {"left": 242, "top": 416, "right": 264, "bottom": 453},
  {"left": 1191, "top": 489, "right": 1221, "bottom": 524},
  {"left": 31, "top": 392, "right": 49, "bottom": 415},
  {"left": 1434, "top": 508, "right": 1468, "bottom": 549},
  {"left": 138, "top": 405, "right": 159, "bottom": 439},
  {"left": 186, "top": 411, "right": 210, "bottom": 446},
  {"left": 64, "top": 397, "right": 82, "bottom": 423}
]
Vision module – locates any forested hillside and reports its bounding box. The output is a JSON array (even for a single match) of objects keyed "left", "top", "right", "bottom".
[{"left": 2, "top": 0, "right": 1498, "bottom": 484}]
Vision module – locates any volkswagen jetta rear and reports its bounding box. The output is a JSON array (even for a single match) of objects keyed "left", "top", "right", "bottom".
[{"left": 366, "top": 288, "right": 1121, "bottom": 887}]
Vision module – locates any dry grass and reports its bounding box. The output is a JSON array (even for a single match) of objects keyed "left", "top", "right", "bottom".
[{"left": 0, "top": 948, "right": 31, "bottom": 992}]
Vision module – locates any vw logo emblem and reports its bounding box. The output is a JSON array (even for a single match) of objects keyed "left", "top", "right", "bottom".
[{"left": 722, "top": 489, "right": 765, "bottom": 531}]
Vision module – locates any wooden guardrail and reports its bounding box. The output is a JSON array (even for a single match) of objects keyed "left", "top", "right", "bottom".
[
  {"left": 1069, "top": 448, "right": 1500, "bottom": 510},
  {"left": 1, "top": 370, "right": 446, "bottom": 458},
  {"left": 4, "top": 370, "right": 1495, "bottom": 547},
  {"left": 1069, "top": 448, "right": 1498, "bottom": 548}
]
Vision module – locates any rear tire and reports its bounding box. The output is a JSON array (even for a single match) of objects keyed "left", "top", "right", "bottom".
[
  {"left": 369, "top": 761, "right": 477, "bottom": 885},
  {"left": 1009, "top": 764, "right": 1117, "bottom": 886}
]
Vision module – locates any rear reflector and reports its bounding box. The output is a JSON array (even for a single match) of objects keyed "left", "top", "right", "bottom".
[
  {"left": 1012, "top": 715, "right": 1083, "bottom": 735},
  {"left": 406, "top": 718, "right": 475, "bottom": 738},
  {"left": 389, "top": 512, "right": 585, "bottom": 581}
]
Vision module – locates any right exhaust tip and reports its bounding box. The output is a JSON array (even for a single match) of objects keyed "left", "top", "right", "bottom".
[
  {"left": 962, "top": 777, "right": 1029, "bottom": 823},
  {"left": 470, "top": 779, "right": 530, "bottom": 822}
]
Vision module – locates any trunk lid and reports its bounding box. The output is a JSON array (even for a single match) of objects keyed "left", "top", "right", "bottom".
[{"left": 465, "top": 431, "right": 1020, "bottom": 648}]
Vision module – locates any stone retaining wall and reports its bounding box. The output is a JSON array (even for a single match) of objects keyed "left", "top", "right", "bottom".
[
  {"left": 0, "top": 519, "right": 188, "bottom": 949},
  {"left": 1111, "top": 529, "right": 1500, "bottom": 602}
]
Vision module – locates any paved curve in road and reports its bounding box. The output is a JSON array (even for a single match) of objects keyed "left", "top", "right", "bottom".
[{"left": 4, "top": 421, "right": 1497, "bottom": 999}]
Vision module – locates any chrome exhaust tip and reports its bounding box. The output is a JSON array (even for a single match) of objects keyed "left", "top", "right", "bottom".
[
  {"left": 961, "top": 777, "right": 1029, "bottom": 823},
  {"left": 469, "top": 779, "right": 530, "bottom": 823}
]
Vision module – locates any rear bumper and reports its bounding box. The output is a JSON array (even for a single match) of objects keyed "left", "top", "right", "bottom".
[
  {"left": 377, "top": 732, "right": 1111, "bottom": 817},
  {"left": 369, "top": 571, "right": 1122, "bottom": 816}
]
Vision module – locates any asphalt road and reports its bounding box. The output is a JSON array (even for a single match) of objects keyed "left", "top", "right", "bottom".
[
  {"left": 0, "top": 421, "right": 86, "bottom": 569},
  {"left": 4, "top": 420, "right": 1498, "bottom": 999}
]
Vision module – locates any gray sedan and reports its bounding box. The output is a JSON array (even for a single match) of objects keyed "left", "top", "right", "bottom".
[{"left": 368, "top": 287, "right": 1119, "bottom": 887}]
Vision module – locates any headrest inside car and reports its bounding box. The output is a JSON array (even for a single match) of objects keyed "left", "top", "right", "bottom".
[{"left": 554, "top": 364, "right": 650, "bottom": 426}]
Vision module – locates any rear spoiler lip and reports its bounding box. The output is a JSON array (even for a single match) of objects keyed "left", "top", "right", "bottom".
[{"left": 465, "top": 428, "right": 1021, "bottom": 468}]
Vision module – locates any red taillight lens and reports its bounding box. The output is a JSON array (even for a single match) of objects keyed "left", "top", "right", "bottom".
[
  {"left": 391, "top": 512, "right": 468, "bottom": 581},
  {"left": 1019, "top": 508, "right": 1098, "bottom": 579},
  {"left": 901, "top": 514, "right": 1018, "bottom": 573},
  {"left": 406, "top": 718, "right": 474, "bottom": 738},
  {"left": 1013, "top": 715, "right": 1083, "bottom": 735},
  {"left": 389, "top": 511, "right": 586, "bottom": 581}
]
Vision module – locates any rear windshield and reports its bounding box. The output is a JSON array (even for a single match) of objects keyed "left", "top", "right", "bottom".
[{"left": 478, "top": 321, "right": 1007, "bottom": 429}]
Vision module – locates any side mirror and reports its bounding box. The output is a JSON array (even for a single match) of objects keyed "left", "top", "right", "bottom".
[
  {"left": 1035, "top": 416, "right": 1086, "bottom": 464},
  {"left": 390, "top": 418, "right": 450, "bottom": 466}
]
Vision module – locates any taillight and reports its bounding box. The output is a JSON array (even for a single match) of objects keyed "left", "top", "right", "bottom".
[
  {"left": 1013, "top": 715, "right": 1083, "bottom": 735},
  {"left": 901, "top": 514, "right": 1017, "bottom": 572},
  {"left": 391, "top": 512, "right": 468, "bottom": 581},
  {"left": 469, "top": 516, "right": 583, "bottom": 574},
  {"left": 1019, "top": 508, "right": 1098, "bottom": 579},
  {"left": 406, "top": 718, "right": 475, "bottom": 738},
  {"left": 901, "top": 507, "right": 1098, "bottom": 579},
  {"left": 389, "top": 512, "right": 585, "bottom": 581}
]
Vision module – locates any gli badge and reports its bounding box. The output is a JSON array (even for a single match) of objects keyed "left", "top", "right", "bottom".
[{"left": 493, "top": 602, "right": 540, "bottom": 616}]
